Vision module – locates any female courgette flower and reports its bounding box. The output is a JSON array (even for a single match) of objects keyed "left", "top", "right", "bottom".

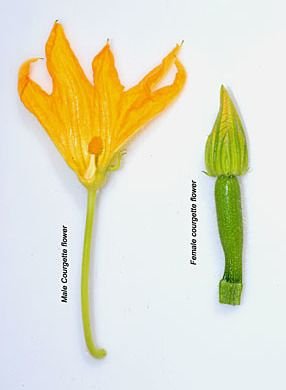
[{"left": 18, "top": 22, "right": 186, "bottom": 358}]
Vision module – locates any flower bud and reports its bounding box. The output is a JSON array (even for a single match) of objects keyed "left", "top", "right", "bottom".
[{"left": 205, "top": 86, "right": 248, "bottom": 176}]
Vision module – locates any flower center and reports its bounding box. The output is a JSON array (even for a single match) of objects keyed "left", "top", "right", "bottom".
[
  {"left": 88, "top": 136, "right": 103, "bottom": 155},
  {"left": 83, "top": 136, "right": 104, "bottom": 186}
]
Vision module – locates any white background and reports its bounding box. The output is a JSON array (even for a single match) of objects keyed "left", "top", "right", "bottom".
[{"left": 1, "top": 0, "right": 286, "bottom": 389}]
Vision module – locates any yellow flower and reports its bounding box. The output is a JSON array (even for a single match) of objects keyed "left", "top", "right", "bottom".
[
  {"left": 18, "top": 22, "right": 186, "bottom": 359},
  {"left": 18, "top": 22, "right": 186, "bottom": 189}
]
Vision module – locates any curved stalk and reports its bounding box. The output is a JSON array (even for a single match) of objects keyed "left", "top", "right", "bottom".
[{"left": 81, "top": 188, "right": 107, "bottom": 358}]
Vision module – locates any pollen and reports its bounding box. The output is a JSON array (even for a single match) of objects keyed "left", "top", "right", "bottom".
[{"left": 88, "top": 136, "right": 103, "bottom": 155}]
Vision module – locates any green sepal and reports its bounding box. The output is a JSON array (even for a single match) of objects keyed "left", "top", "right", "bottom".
[{"left": 205, "top": 85, "right": 248, "bottom": 177}]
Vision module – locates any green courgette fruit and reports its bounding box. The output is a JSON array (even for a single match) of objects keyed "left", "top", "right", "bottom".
[
  {"left": 205, "top": 86, "right": 248, "bottom": 305},
  {"left": 215, "top": 175, "right": 243, "bottom": 304}
]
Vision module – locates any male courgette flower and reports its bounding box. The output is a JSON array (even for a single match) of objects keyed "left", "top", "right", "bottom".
[{"left": 18, "top": 22, "right": 186, "bottom": 358}]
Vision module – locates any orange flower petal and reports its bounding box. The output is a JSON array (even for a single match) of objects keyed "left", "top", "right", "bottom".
[
  {"left": 115, "top": 53, "right": 186, "bottom": 150},
  {"left": 45, "top": 22, "right": 94, "bottom": 174},
  {"left": 92, "top": 43, "right": 124, "bottom": 164},
  {"left": 18, "top": 58, "right": 78, "bottom": 170},
  {"left": 132, "top": 45, "right": 180, "bottom": 91},
  {"left": 118, "top": 45, "right": 181, "bottom": 115}
]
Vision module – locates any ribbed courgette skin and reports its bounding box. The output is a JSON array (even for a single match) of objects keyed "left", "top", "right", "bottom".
[{"left": 215, "top": 175, "right": 243, "bottom": 304}]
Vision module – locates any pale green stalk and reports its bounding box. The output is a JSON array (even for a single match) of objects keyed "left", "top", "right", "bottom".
[{"left": 81, "top": 188, "right": 106, "bottom": 358}]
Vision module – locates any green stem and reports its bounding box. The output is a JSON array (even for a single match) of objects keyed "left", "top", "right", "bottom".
[{"left": 81, "top": 188, "right": 107, "bottom": 358}]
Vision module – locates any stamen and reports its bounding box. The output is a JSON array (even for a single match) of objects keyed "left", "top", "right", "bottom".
[
  {"left": 84, "top": 155, "right": 96, "bottom": 181},
  {"left": 88, "top": 136, "right": 103, "bottom": 155}
]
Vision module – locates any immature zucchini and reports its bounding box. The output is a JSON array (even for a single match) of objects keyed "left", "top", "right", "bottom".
[
  {"left": 205, "top": 86, "right": 248, "bottom": 305},
  {"left": 215, "top": 175, "right": 243, "bottom": 304}
]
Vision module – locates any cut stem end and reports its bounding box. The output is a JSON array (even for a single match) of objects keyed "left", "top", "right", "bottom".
[{"left": 219, "top": 280, "right": 242, "bottom": 305}]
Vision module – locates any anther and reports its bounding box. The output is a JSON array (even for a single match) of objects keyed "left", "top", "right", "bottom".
[{"left": 88, "top": 136, "right": 103, "bottom": 155}]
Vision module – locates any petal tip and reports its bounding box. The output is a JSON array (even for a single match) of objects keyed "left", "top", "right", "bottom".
[
  {"left": 50, "top": 20, "right": 63, "bottom": 37},
  {"left": 220, "top": 84, "right": 227, "bottom": 93},
  {"left": 103, "top": 40, "right": 112, "bottom": 51},
  {"left": 53, "top": 19, "right": 63, "bottom": 29},
  {"left": 18, "top": 57, "right": 43, "bottom": 97},
  {"left": 45, "top": 20, "right": 67, "bottom": 62},
  {"left": 220, "top": 84, "right": 231, "bottom": 104},
  {"left": 92, "top": 41, "right": 113, "bottom": 67}
]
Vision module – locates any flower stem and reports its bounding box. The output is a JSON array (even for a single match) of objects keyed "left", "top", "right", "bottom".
[{"left": 81, "top": 188, "right": 107, "bottom": 358}]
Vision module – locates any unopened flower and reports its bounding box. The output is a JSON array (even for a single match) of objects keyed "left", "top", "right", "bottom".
[{"left": 205, "top": 85, "right": 248, "bottom": 177}]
